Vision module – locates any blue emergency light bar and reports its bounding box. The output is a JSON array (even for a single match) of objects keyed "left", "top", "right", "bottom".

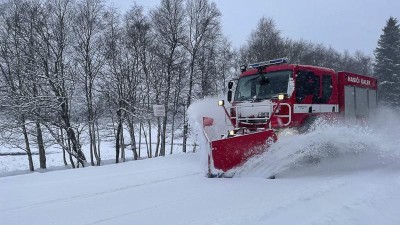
[{"left": 248, "top": 58, "right": 288, "bottom": 69}]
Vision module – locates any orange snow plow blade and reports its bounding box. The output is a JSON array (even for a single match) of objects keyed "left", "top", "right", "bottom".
[{"left": 202, "top": 117, "right": 277, "bottom": 177}]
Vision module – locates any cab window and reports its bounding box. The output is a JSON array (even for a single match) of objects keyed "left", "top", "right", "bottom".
[
  {"left": 295, "top": 71, "right": 318, "bottom": 103},
  {"left": 321, "top": 75, "right": 333, "bottom": 103}
]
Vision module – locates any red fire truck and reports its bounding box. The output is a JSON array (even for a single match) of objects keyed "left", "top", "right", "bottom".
[{"left": 202, "top": 58, "right": 378, "bottom": 177}]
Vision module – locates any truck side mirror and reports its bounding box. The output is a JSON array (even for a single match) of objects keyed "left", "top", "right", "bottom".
[
  {"left": 228, "top": 81, "right": 233, "bottom": 90},
  {"left": 227, "top": 90, "right": 232, "bottom": 102}
]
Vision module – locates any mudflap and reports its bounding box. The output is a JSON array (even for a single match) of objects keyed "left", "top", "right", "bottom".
[{"left": 208, "top": 130, "right": 277, "bottom": 177}]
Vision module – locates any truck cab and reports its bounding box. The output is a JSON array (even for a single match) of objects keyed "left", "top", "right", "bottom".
[
  {"left": 205, "top": 58, "right": 378, "bottom": 176},
  {"left": 227, "top": 58, "right": 366, "bottom": 131}
]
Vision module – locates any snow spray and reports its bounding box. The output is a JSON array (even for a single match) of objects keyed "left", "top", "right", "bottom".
[
  {"left": 188, "top": 97, "right": 400, "bottom": 178},
  {"left": 235, "top": 107, "right": 400, "bottom": 178}
]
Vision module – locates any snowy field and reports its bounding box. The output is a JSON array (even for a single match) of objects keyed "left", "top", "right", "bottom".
[{"left": 1, "top": 98, "right": 400, "bottom": 225}]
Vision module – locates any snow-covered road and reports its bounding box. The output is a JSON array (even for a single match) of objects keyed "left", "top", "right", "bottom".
[
  {"left": 1, "top": 152, "right": 400, "bottom": 225},
  {"left": 2, "top": 101, "right": 400, "bottom": 225}
]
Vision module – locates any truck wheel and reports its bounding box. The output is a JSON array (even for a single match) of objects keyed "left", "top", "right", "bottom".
[
  {"left": 297, "top": 116, "right": 317, "bottom": 134},
  {"left": 266, "top": 136, "right": 275, "bottom": 147}
]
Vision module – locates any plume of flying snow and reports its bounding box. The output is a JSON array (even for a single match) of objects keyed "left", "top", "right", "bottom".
[
  {"left": 235, "top": 107, "right": 400, "bottom": 178},
  {"left": 187, "top": 96, "right": 234, "bottom": 173}
]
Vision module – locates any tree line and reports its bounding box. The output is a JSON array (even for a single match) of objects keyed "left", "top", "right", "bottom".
[
  {"left": 0, "top": 0, "right": 233, "bottom": 171},
  {"left": 238, "top": 17, "right": 374, "bottom": 76},
  {"left": 1, "top": 0, "right": 396, "bottom": 172},
  {"left": 240, "top": 17, "right": 400, "bottom": 108}
]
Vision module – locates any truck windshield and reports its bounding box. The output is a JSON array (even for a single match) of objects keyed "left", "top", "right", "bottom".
[{"left": 234, "top": 70, "right": 292, "bottom": 101}]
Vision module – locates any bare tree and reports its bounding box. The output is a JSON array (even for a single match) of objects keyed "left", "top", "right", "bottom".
[
  {"left": 123, "top": 4, "right": 153, "bottom": 159},
  {"left": 151, "top": 0, "right": 186, "bottom": 156},
  {"left": 101, "top": 6, "right": 130, "bottom": 163},
  {"left": 0, "top": 0, "right": 40, "bottom": 171},
  {"left": 214, "top": 38, "right": 235, "bottom": 93},
  {"left": 73, "top": 0, "right": 104, "bottom": 166},
  {"left": 240, "top": 17, "right": 284, "bottom": 64},
  {"left": 180, "top": 0, "right": 221, "bottom": 152},
  {"left": 34, "top": 0, "right": 87, "bottom": 167}
]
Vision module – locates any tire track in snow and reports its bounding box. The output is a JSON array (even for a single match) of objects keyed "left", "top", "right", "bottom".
[
  {"left": 0, "top": 171, "right": 201, "bottom": 213},
  {"left": 305, "top": 175, "right": 400, "bottom": 225},
  {"left": 181, "top": 175, "right": 350, "bottom": 225},
  {"left": 185, "top": 170, "right": 393, "bottom": 225},
  {"left": 82, "top": 190, "right": 205, "bottom": 225},
  {"left": 251, "top": 169, "right": 400, "bottom": 225}
]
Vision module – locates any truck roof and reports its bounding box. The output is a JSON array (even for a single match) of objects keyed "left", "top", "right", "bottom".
[{"left": 240, "top": 64, "right": 336, "bottom": 77}]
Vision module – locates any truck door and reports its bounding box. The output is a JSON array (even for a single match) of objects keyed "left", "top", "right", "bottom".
[{"left": 295, "top": 70, "right": 319, "bottom": 104}]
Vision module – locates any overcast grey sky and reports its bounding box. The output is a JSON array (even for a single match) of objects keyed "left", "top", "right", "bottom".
[{"left": 107, "top": 0, "right": 400, "bottom": 56}]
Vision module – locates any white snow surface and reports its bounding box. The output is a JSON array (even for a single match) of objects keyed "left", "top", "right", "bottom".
[{"left": 1, "top": 98, "right": 400, "bottom": 225}]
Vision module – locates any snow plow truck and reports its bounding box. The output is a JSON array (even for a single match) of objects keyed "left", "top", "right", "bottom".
[{"left": 202, "top": 58, "right": 378, "bottom": 177}]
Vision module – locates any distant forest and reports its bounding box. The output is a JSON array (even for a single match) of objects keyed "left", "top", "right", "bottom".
[{"left": 0, "top": 0, "right": 398, "bottom": 171}]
